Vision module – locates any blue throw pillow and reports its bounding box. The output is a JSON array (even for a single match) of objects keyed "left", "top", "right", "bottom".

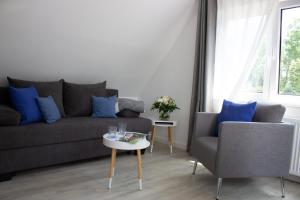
[
  {"left": 92, "top": 96, "right": 117, "bottom": 118},
  {"left": 215, "top": 100, "right": 257, "bottom": 136},
  {"left": 36, "top": 96, "right": 61, "bottom": 124},
  {"left": 9, "top": 86, "right": 42, "bottom": 125}
]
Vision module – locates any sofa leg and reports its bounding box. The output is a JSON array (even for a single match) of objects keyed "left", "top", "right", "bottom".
[
  {"left": 0, "top": 173, "right": 15, "bottom": 182},
  {"left": 192, "top": 160, "right": 198, "bottom": 175},
  {"left": 280, "top": 176, "right": 285, "bottom": 198},
  {"left": 216, "top": 178, "right": 223, "bottom": 200}
]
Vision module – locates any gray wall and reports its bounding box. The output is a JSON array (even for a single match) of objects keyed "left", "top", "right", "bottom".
[{"left": 0, "top": 0, "right": 198, "bottom": 149}]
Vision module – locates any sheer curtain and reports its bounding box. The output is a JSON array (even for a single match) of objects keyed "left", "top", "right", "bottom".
[{"left": 212, "top": 0, "right": 278, "bottom": 111}]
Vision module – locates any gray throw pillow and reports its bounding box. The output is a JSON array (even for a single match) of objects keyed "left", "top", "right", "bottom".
[
  {"left": 118, "top": 98, "right": 144, "bottom": 113},
  {"left": 253, "top": 103, "right": 286, "bottom": 123},
  {"left": 0, "top": 105, "right": 21, "bottom": 126},
  {"left": 7, "top": 77, "right": 65, "bottom": 117},
  {"left": 63, "top": 81, "right": 106, "bottom": 117}
]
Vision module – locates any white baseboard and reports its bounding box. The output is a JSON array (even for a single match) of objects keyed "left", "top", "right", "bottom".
[{"left": 156, "top": 136, "right": 187, "bottom": 150}]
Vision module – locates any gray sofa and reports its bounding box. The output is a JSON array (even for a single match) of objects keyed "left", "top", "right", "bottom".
[
  {"left": 190, "top": 104, "right": 294, "bottom": 200},
  {"left": 0, "top": 78, "right": 152, "bottom": 181}
]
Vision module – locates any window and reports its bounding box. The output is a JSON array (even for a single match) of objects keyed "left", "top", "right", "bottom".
[
  {"left": 213, "top": 0, "right": 300, "bottom": 108},
  {"left": 278, "top": 6, "right": 300, "bottom": 96},
  {"left": 241, "top": 4, "right": 300, "bottom": 105}
]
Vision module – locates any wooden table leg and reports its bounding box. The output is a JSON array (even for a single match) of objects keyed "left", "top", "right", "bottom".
[
  {"left": 168, "top": 127, "right": 173, "bottom": 154},
  {"left": 150, "top": 126, "right": 156, "bottom": 153},
  {"left": 108, "top": 148, "right": 116, "bottom": 189},
  {"left": 112, "top": 148, "right": 116, "bottom": 176},
  {"left": 136, "top": 149, "right": 143, "bottom": 190}
]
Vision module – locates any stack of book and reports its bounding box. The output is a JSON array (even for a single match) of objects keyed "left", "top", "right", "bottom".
[
  {"left": 119, "top": 132, "right": 145, "bottom": 144},
  {"left": 106, "top": 132, "right": 147, "bottom": 144}
]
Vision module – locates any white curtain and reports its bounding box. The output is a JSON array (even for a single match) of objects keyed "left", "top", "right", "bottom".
[{"left": 212, "top": 0, "right": 278, "bottom": 111}]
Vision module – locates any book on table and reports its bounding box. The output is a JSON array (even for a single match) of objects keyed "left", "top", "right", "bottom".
[{"left": 107, "top": 132, "right": 147, "bottom": 144}]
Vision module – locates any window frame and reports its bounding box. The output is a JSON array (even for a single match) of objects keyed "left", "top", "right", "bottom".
[{"left": 269, "top": 1, "right": 300, "bottom": 107}]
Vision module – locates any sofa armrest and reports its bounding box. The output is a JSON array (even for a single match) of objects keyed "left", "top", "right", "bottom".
[
  {"left": 0, "top": 105, "right": 21, "bottom": 126},
  {"left": 193, "top": 112, "right": 218, "bottom": 138},
  {"left": 216, "top": 121, "right": 294, "bottom": 178}
]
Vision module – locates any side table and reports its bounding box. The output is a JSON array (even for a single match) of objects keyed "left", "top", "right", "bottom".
[{"left": 150, "top": 120, "right": 177, "bottom": 154}]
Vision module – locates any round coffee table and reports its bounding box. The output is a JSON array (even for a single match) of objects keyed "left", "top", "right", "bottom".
[{"left": 103, "top": 133, "right": 150, "bottom": 190}]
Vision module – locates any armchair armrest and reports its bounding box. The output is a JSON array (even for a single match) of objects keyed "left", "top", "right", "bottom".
[
  {"left": 193, "top": 112, "right": 218, "bottom": 138},
  {"left": 216, "top": 121, "right": 294, "bottom": 178}
]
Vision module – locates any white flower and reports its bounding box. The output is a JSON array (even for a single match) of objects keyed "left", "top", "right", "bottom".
[
  {"left": 162, "top": 96, "right": 170, "bottom": 104},
  {"left": 157, "top": 98, "right": 163, "bottom": 103}
]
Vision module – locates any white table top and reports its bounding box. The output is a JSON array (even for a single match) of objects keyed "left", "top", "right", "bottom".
[
  {"left": 103, "top": 133, "right": 150, "bottom": 150},
  {"left": 152, "top": 120, "right": 177, "bottom": 127}
]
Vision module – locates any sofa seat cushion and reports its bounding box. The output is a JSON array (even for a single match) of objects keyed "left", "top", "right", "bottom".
[
  {"left": 191, "top": 137, "right": 218, "bottom": 173},
  {"left": 0, "top": 117, "right": 152, "bottom": 150}
]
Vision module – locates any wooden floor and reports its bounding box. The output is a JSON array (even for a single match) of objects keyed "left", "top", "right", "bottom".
[{"left": 0, "top": 143, "right": 300, "bottom": 200}]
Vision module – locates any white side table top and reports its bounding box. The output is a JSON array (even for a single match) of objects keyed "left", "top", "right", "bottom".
[
  {"left": 152, "top": 120, "right": 177, "bottom": 127},
  {"left": 103, "top": 133, "right": 150, "bottom": 150}
]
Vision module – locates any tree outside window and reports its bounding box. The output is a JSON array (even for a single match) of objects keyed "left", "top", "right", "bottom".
[{"left": 279, "top": 7, "right": 300, "bottom": 96}]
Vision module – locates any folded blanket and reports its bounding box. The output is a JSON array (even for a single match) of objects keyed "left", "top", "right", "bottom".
[{"left": 118, "top": 98, "right": 144, "bottom": 113}]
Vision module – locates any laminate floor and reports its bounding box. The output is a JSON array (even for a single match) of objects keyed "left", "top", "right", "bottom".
[{"left": 0, "top": 143, "right": 299, "bottom": 200}]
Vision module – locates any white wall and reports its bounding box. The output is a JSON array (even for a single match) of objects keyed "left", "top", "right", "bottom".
[{"left": 0, "top": 0, "right": 198, "bottom": 149}]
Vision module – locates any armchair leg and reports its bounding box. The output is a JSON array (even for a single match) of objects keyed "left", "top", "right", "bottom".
[
  {"left": 192, "top": 160, "right": 198, "bottom": 175},
  {"left": 216, "top": 178, "right": 223, "bottom": 200},
  {"left": 280, "top": 176, "right": 285, "bottom": 198}
]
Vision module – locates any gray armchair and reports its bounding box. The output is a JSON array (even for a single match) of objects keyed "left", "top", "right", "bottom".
[{"left": 190, "top": 104, "right": 294, "bottom": 200}]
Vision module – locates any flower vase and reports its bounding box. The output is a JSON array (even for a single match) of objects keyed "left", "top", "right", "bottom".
[{"left": 159, "top": 111, "right": 170, "bottom": 121}]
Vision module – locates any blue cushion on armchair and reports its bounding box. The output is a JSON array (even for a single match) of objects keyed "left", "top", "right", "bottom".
[{"left": 215, "top": 100, "right": 257, "bottom": 136}]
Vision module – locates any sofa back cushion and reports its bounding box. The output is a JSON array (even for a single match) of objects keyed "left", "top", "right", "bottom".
[
  {"left": 7, "top": 77, "right": 65, "bottom": 117},
  {"left": 63, "top": 81, "right": 106, "bottom": 117},
  {"left": 106, "top": 89, "right": 118, "bottom": 97},
  {"left": 253, "top": 103, "right": 286, "bottom": 123}
]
